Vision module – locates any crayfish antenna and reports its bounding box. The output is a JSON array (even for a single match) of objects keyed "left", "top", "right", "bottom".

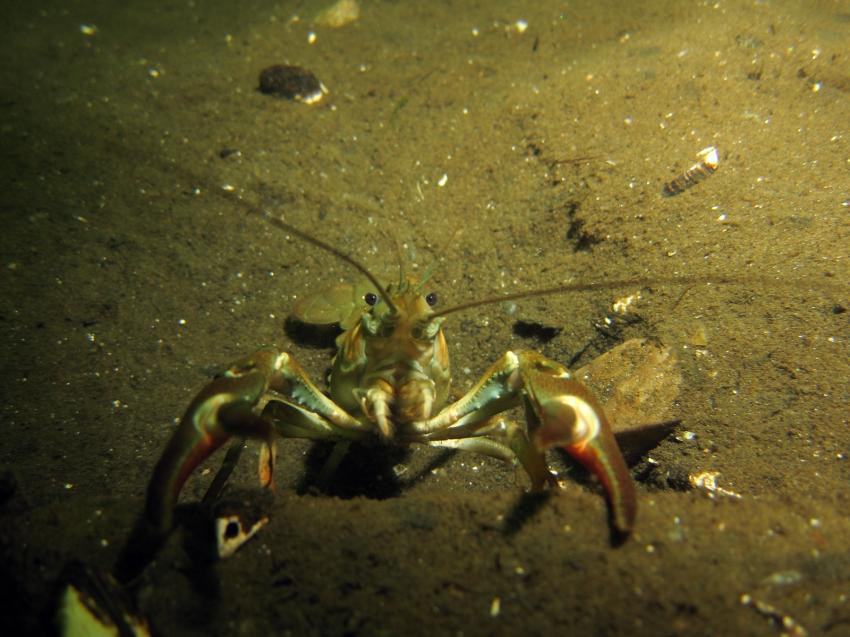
[{"left": 261, "top": 211, "right": 399, "bottom": 316}]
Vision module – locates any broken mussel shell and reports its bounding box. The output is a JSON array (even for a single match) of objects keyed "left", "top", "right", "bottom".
[
  {"left": 216, "top": 511, "right": 269, "bottom": 559},
  {"left": 258, "top": 64, "right": 327, "bottom": 104},
  {"left": 575, "top": 338, "right": 683, "bottom": 464},
  {"left": 208, "top": 488, "right": 273, "bottom": 559}
]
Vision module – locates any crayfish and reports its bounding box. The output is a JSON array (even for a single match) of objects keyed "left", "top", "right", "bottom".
[{"left": 123, "top": 214, "right": 705, "bottom": 577}]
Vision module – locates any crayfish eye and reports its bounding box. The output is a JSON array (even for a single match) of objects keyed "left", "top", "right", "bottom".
[
  {"left": 364, "top": 292, "right": 379, "bottom": 306},
  {"left": 425, "top": 292, "right": 438, "bottom": 307}
]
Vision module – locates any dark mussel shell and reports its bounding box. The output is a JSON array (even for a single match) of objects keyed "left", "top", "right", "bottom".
[{"left": 258, "top": 64, "right": 326, "bottom": 104}]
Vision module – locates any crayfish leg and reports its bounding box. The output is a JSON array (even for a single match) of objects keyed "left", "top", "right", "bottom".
[{"left": 258, "top": 441, "right": 277, "bottom": 489}]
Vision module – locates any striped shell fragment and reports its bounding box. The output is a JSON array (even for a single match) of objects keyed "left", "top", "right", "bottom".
[{"left": 663, "top": 146, "right": 720, "bottom": 197}]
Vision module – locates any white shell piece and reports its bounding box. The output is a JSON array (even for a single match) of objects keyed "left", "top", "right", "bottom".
[
  {"left": 216, "top": 514, "right": 269, "bottom": 559},
  {"left": 688, "top": 470, "right": 742, "bottom": 499},
  {"left": 697, "top": 146, "right": 719, "bottom": 169}
]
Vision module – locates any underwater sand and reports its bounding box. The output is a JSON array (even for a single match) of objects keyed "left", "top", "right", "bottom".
[{"left": 1, "top": 1, "right": 848, "bottom": 635}]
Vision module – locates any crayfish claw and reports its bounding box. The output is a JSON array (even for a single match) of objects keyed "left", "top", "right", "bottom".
[
  {"left": 56, "top": 560, "right": 151, "bottom": 636},
  {"left": 144, "top": 350, "right": 280, "bottom": 541},
  {"left": 519, "top": 351, "right": 637, "bottom": 536}
]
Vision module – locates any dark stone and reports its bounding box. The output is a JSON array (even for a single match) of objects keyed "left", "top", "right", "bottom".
[{"left": 258, "top": 64, "right": 324, "bottom": 103}]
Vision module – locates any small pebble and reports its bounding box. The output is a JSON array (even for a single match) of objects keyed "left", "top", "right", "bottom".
[{"left": 258, "top": 65, "right": 326, "bottom": 104}]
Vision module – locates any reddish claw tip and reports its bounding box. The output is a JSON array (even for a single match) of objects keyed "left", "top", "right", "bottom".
[
  {"left": 530, "top": 385, "right": 637, "bottom": 536},
  {"left": 566, "top": 430, "right": 637, "bottom": 535}
]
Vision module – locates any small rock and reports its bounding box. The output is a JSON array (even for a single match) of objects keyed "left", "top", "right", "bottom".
[
  {"left": 258, "top": 65, "right": 327, "bottom": 104},
  {"left": 315, "top": 0, "right": 360, "bottom": 28}
]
